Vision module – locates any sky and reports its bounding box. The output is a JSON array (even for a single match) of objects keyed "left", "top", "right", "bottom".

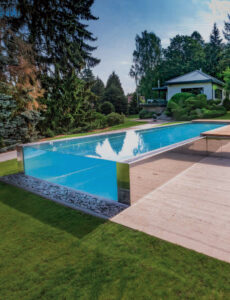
[{"left": 88, "top": 0, "right": 230, "bottom": 94}]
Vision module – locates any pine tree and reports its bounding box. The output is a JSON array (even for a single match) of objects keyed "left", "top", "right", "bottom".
[
  {"left": 104, "top": 72, "right": 127, "bottom": 114},
  {"left": 2, "top": 0, "right": 100, "bottom": 75},
  {"left": 91, "top": 77, "right": 105, "bottom": 102},
  {"left": 205, "top": 23, "right": 223, "bottom": 78},
  {"left": 221, "top": 15, "right": 230, "bottom": 70},
  {"left": 106, "top": 72, "right": 124, "bottom": 93},
  {"left": 39, "top": 71, "right": 97, "bottom": 135},
  {"left": 128, "top": 92, "right": 139, "bottom": 115},
  {"left": 81, "top": 68, "right": 95, "bottom": 83},
  {"left": 223, "top": 14, "right": 230, "bottom": 43}
]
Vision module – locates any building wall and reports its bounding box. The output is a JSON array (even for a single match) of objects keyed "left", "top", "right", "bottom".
[{"left": 167, "top": 82, "right": 213, "bottom": 101}]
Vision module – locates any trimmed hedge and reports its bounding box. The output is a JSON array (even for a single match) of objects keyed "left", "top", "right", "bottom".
[
  {"left": 106, "top": 112, "right": 125, "bottom": 126},
  {"left": 166, "top": 93, "right": 226, "bottom": 121},
  {"left": 139, "top": 109, "right": 154, "bottom": 119}
]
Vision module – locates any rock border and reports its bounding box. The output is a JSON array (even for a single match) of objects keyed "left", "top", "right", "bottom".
[{"left": 0, "top": 173, "right": 128, "bottom": 219}]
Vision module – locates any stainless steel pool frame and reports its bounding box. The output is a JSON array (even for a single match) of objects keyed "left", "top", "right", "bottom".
[{"left": 17, "top": 122, "right": 230, "bottom": 206}]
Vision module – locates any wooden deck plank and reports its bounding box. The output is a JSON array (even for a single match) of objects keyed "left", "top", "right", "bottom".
[{"left": 112, "top": 156, "right": 230, "bottom": 263}]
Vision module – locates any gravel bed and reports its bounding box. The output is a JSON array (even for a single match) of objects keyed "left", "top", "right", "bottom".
[{"left": 0, "top": 173, "right": 128, "bottom": 219}]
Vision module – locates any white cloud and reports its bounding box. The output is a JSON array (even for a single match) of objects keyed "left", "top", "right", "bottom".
[
  {"left": 161, "top": 0, "right": 230, "bottom": 48},
  {"left": 120, "top": 60, "right": 131, "bottom": 65},
  {"left": 205, "top": 0, "right": 230, "bottom": 23},
  {"left": 198, "top": 0, "right": 230, "bottom": 40}
]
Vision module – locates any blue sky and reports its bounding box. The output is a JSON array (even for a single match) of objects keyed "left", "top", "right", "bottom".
[{"left": 89, "top": 0, "right": 230, "bottom": 94}]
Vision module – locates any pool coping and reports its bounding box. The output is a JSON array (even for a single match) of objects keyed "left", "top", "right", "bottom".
[
  {"left": 17, "top": 122, "right": 190, "bottom": 149},
  {"left": 16, "top": 120, "right": 230, "bottom": 207}
]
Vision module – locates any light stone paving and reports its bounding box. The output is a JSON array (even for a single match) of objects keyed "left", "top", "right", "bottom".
[
  {"left": 112, "top": 156, "right": 230, "bottom": 263},
  {"left": 0, "top": 150, "right": 16, "bottom": 162}
]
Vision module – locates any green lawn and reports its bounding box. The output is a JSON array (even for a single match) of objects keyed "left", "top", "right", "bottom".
[
  {"left": 0, "top": 159, "right": 19, "bottom": 176},
  {"left": 214, "top": 111, "right": 230, "bottom": 120},
  {"left": 51, "top": 117, "right": 147, "bottom": 141},
  {"left": 1, "top": 161, "right": 230, "bottom": 299},
  {"left": 126, "top": 114, "right": 139, "bottom": 119}
]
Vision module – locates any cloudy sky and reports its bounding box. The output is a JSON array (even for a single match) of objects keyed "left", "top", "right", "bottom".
[{"left": 89, "top": 0, "right": 230, "bottom": 94}]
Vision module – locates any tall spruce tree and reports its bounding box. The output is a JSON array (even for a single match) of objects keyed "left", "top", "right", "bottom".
[
  {"left": 81, "top": 68, "right": 95, "bottom": 83},
  {"left": 1, "top": 0, "right": 101, "bottom": 135},
  {"left": 222, "top": 14, "right": 230, "bottom": 69},
  {"left": 223, "top": 14, "right": 230, "bottom": 43},
  {"left": 91, "top": 77, "right": 105, "bottom": 103},
  {"left": 1, "top": 0, "right": 100, "bottom": 75},
  {"left": 104, "top": 72, "right": 127, "bottom": 114},
  {"left": 205, "top": 23, "right": 223, "bottom": 78}
]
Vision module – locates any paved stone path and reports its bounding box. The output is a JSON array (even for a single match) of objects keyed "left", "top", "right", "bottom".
[
  {"left": 112, "top": 156, "right": 230, "bottom": 263},
  {"left": 0, "top": 151, "right": 16, "bottom": 162}
]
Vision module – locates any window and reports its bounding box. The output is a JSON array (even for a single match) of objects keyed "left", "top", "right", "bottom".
[
  {"left": 215, "top": 89, "right": 222, "bottom": 100},
  {"left": 181, "top": 88, "right": 204, "bottom": 95}
]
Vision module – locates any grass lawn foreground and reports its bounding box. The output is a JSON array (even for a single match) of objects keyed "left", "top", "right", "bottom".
[{"left": 0, "top": 160, "right": 230, "bottom": 299}]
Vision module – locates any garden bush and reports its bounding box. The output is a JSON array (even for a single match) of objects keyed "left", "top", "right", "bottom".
[
  {"left": 223, "top": 98, "right": 230, "bottom": 111},
  {"left": 91, "top": 112, "right": 108, "bottom": 129},
  {"left": 106, "top": 112, "right": 125, "bottom": 126},
  {"left": 166, "top": 93, "right": 226, "bottom": 121},
  {"left": 0, "top": 93, "right": 42, "bottom": 152},
  {"left": 139, "top": 109, "right": 154, "bottom": 119},
  {"left": 99, "top": 101, "right": 115, "bottom": 115},
  {"left": 170, "top": 92, "right": 194, "bottom": 105}
]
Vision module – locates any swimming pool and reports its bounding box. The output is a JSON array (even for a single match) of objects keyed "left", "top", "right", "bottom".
[{"left": 21, "top": 122, "right": 226, "bottom": 203}]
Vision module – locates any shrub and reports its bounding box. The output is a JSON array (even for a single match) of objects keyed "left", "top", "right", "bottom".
[
  {"left": 166, "top": 93, "right": 193, "bottom": 117},
  {"left": 170, "top": 92, "right": 194, "bottom": 104},
  {"left": 223, "top": 98, "right": 230, "bottom": 111},
  {"left": 209, "top": 99, "right": 222, "bottom": 106},
  {"left": 166, "top": 92, "right": 226, "bottom": 121},
  {"left": 91, "top": 112, "right": 108, "bottom": 129},
  {"left": 100, "top": 101, "right": 115, "bottom": 115},
  {"left": 106, "top": 112, "right": 125, "bottom": 126},
  {"left": 0, "top": 92, "right": 42, "bottom": 152},
  {"left": 201, "top": 108, "right": 226, "bottom": 118},
  {"left": 139, "top": 109, "right": 154, "bottom": 119},
  {"left": 44, "top": 128, "right": 55, "bottom": 137}
]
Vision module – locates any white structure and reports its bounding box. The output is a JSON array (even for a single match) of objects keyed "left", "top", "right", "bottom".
[{"left": 154, "top": 70, "right": 225, "bottom": 101}]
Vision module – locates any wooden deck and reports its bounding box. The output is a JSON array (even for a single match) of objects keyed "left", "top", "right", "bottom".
[
  {"left": 202, "top": 125, "right": 230, "bottom": 138},
  {"left": 113, "top": 156, "right": 230, "bottom": 263}
]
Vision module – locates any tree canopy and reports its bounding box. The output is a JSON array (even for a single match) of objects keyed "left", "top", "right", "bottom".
[
  {"left": 130, "top": 18, "right": 230, "bottom": 100},
  {"left": 2, "top": 0, "right": 100, "bottom": 75}
]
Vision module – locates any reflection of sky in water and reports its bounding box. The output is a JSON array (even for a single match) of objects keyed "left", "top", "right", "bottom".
[
  {"left": 93, "top": 131, "right": 144, "bottom": 161},
  {"left": 28, "top": 123, "right": 227, "bottom": 162}
]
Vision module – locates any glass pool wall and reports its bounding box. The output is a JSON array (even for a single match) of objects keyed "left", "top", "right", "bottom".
[{"left": 21, "top": 146, "right": 130, "bottom": 203}]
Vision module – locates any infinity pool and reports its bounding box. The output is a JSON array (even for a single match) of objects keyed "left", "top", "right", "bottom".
[{"left": 23, "top": 122, "right": 226, "bottom": 201}]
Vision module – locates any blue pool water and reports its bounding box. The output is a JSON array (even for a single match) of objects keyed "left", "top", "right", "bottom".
[{"left": 23, "top": 122, "right": 226, "bottom": 201}]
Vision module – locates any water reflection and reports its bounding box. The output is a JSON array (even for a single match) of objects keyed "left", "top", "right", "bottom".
[{"left": 93, "top": 131, "right": 144, "bottom": 161}]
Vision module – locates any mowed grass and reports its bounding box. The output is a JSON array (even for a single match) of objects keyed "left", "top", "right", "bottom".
[
  {"left": 215, "top": 111, "right": 230, "bottom": 120},
  {"left": 1, "top": 161, "right": 230, "bottom": 299},
  {"left": 0, "top": 159, "right": 18, "bottom": 176},
  {"left": 51, "top": 117, "right": 147, "bottom": 141}
]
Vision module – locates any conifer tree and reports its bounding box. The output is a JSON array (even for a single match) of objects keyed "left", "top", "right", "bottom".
[
  {"left": 2, "top": 0, "right": 100, "bottom": 75},
  {"left": 205, "top": 23, "right": 223, "bottom": 78},
  {"left": 91, "top": 77, "right": 105, "bottom": 103},
  {"left": 104, "top": 72, "right": 127, "bottom": 114}
]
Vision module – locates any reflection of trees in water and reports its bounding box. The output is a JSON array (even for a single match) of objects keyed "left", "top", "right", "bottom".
[{"left": 95, "top": 131, "right": 144, "bottom": 161}]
